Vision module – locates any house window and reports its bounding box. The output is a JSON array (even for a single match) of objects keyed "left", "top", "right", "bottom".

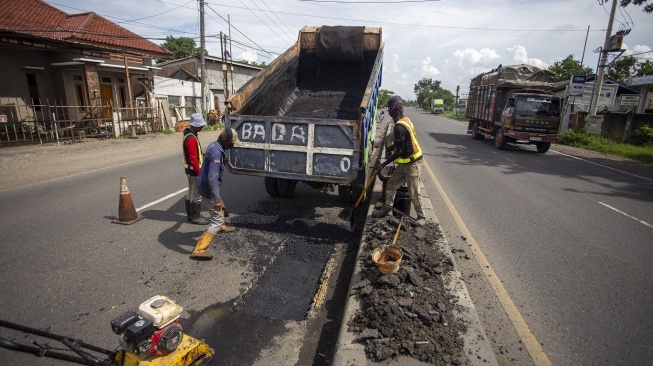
[
  {"left": 26, "top": 73, "right": 41, "bottom": 111},
  {"left": 101, "top": 77, "right": 112, "bottom": 83},
  {"left": 185, "top": 96, "right": 200, "bottom": 113},
  {"left": 168, "top": 96, "right": 180, "bottom": 107}
]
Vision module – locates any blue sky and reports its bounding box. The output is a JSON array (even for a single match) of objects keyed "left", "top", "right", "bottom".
[{"left": 47, "top": 0, "right": 653, "bottom": 100}]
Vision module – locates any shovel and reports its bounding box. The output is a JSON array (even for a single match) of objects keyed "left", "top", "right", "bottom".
[
  {"left": 349, "top": 167, "right": 381, "bottom": 229},
  {"left": 390, "top": 206, "right": 418, "bottom": 224}
]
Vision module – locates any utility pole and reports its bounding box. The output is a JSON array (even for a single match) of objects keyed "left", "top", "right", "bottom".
[
  {"left": 591, "top": 0, "right": 618, "bottom": 116},
  {"left": 220, "top": 32, "right": 229, "bottom": 103},
  {"left": 199, "top": 0, "right": 206, "bottom": 117},
  {"left": 229, "top": 15, "right": 234, "bottom": 96}
]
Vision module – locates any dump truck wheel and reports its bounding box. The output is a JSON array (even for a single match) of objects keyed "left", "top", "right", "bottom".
[
  {"left": 277, "top": 178, "right": 298, "bottom": 198},
  {"left": 494, "top": 128, "right": 506, "bottom": 150},
  {"left": 471, "top": 121, "right": 484, "bottom": 140},
  {"left": 536, "top": 142, "right": 551, "bottom": 153},
  {"left": 264, "top": 177, "right": 279, "bottom": 197}
]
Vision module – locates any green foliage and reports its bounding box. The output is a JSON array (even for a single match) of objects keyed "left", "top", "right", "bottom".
[
  {"left": 560, "top": 128, "right": 653, "bottom": 164},
  {"left": 632, "top": 125, "right": 653, "bottom": 146},
  {"left": 377, "top": 89, "right": 395, "bottom": 109},
  {"left": 620, "top": 0, "right": 653, "bottom": 13},
  {"left": 239, "top": 59, "right": 267, "bottom": 68},
  {"left": 413, "top": 78, "right": 455, "bottom": 111},
  {"left": 606, "top": 56, "right": 638, "bottom": 84},
  {"left": 547, "top": 55, "right": 593, "bottom": 82},
  {"left": 635, "top": 60, "right": 653, "bottom": 76},
  {"left": 161, "top": 129, "right": 175, "bottom": 135},
  {"left": 161, "top": 36, "right": 201, "bottom": 60}
]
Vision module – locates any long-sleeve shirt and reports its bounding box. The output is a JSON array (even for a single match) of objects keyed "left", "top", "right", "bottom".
[
  {"left": 183, "top": 128, "right": 202, "bottom": 176},
  {"left": 197, "top": 141, "right": 225, "bottom": 203}
]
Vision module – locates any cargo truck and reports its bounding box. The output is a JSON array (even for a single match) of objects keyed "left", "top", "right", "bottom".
[
  {"left": 224, "top": 26, "right": 384, "bottom": 200},
  {"left": 465, "top": 64, "right": 562, "bottom": 153},
  {"left": 430, "top": 99, "right": 444, "bottom": 114}
]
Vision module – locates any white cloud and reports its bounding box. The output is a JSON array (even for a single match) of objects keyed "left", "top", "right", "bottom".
[
  {"left": 452, "top": 48, "right": 501, "bottom": 67},
  {"left": 421, "top": 57, "right": 441, "bottom": 77},
  {"left": 506, "top": 45, "right": 547, "bottom": 69},
  {"left": 237, "top": 49, "right": 258, "bottom": 64}
]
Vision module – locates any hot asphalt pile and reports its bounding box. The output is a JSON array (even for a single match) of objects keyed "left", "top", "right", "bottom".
[{"left": 347, "top": 216, "right": 468, "bottom": 365}]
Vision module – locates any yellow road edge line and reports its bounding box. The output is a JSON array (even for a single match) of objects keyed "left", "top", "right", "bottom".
[
  {"left": 423, "top": 161, "right": 552, "bottom": 366},
  {"left": 311, "top": 243, "right": 343, "bottom": 311}
]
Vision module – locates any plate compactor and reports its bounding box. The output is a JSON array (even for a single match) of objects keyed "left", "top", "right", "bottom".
[{"left": 0, "top": 296, "right": 214, "bottom": 366}]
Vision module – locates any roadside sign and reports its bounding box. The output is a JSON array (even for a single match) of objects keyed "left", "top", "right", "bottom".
[
  {"left": 620, "top": 95, "right": 640, "bottom": 106},
  {"left": 569, "top": 75, "right": 586, "bottom": 97}
]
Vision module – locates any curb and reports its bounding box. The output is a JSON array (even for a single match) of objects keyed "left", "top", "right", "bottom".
[{"left": 332, "top": 120, "right": 498, "bottom": 366}]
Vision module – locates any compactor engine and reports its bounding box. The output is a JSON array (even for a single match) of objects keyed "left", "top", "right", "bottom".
[{"left": 111, "top": 296, "right": 184, "bottom": 356}]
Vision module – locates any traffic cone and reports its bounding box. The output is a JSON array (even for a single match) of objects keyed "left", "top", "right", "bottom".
[{"left": 111, "top": 177, "right": 144, "bottom": 225}]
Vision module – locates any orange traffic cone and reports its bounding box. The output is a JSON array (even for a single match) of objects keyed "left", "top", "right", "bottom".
[{"left": 111, "top": 177, "right": 144, "bottom": 225}]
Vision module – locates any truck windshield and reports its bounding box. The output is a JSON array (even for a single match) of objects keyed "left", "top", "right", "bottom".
[{"left": 515, "top": 96, "right": 560, "bottom": 117}]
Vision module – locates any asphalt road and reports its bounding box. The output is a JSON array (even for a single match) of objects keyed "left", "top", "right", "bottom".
[
  {"left": 0, "top": 133, "right": 362, "bottom": 365},
  {"left": 408, "top": 107, "right": 653, "bottom": 366}
]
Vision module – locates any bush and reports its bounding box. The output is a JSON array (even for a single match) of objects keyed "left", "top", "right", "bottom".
[{"left": 632, "top": 125, "right": 653, "bottom": 146}]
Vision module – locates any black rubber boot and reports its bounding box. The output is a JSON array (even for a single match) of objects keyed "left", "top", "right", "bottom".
[
  {"left": 185, "top": 199, "right": 192, "bottom": 222},
  {"left": 190, "top": 202, "right": 209, "bottom": 225}
]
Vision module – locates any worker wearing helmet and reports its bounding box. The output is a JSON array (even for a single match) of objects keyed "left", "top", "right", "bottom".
[
  {"left": 372, "top": 96, "right": 426, "bottom": 226},
  {"left": 183, "top": 113, "right": 209, "bottom": 225}
]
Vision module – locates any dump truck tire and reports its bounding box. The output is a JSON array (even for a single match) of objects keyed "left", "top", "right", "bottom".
[
  {"left": 471, "top": 121, "right": 484, "bottom": 140},
  {"left": 277, "top": 178, "right": 297, "bottom": 198},
  {"left": 494, "top": 128, "right": 506, "bottom": 150},
  {"left": 536, "top": 142, "right": 551, "bottom": 153},
  {"left": 265, "top": 177, "right": 280, "bottom": 197}
]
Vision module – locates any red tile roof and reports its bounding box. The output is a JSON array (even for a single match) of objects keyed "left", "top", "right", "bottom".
[{"left": 0, "top": 0, "right": 172, "bottom": 57}]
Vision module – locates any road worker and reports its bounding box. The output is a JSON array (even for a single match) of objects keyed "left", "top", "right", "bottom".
[
  {"left": 182, "top": 113, "right": 209, "bottom": 225},
  {"left": 372, "top": 96, "right": 427, "bottom": 226},
  {"left": 190, "top": 128, "right": 242, "bottom": 260}
]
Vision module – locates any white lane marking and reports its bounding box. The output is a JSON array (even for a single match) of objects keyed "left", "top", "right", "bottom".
[
  {"left": 136, "top": 188, "right": 188, "bottom": 212},
  {"left": 598, "top": 202, "right": 653, "bottom": 229},
  {"left": 551, "top": 150, "right": 653, "bottom": 183}
]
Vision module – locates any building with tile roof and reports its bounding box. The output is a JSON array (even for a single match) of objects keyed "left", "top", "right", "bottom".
[{"left": 0, "top": 0, "right": 172, "bottom": 138}]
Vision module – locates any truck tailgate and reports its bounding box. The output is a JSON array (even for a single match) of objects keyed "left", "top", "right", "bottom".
[{"left": 226, "top": 115, "right": 360, "bottom": 184}]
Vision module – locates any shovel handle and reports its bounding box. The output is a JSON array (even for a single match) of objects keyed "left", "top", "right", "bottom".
[
  {"left": 391, "top": 216, "right": 403, "bottom": 246},
  {"left": 353, "top": 167, "right": 381, "bottom": 209}
]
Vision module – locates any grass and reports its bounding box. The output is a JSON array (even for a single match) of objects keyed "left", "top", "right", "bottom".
[
  {"left": 442, "top": 110, "right": 468, "bottom": 121},
  {"left": 559, "top": 129, "right": 653, "bottom": 164}
]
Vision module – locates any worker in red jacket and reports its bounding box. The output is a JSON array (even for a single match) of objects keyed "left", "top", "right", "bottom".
[{"left": 183, "top": 113, "right": 209, "bottom": 225}]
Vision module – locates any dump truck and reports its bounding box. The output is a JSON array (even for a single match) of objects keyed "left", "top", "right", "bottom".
[
  {"left": 465, "top": 64, "right": 562, "bottom": 153},
  {"left": 430, "top": 99, "right": 444, "bottom": 114},
  {"left": 224, "top": 26, "right": 384, "bottom": 200}
]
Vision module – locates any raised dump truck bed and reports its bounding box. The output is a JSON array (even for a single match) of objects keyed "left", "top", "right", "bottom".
[{"left": 225, "top": 26, "right": 383, "bottom": 198}]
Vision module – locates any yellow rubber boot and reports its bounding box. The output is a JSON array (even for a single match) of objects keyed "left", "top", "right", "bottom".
[
  {"left": 190, "top": 231, "right": 215, "bottom": 260},
  {"left": 219, "top": 208, "right": 235, "bottom": 233}
]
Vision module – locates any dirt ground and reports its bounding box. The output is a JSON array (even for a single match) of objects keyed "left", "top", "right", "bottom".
[
  {"left": 0, "top": 131, "right": 221, "bottom": 191},
  {"left": 348, "top": 217, "right": 468, "bottom": 365}
]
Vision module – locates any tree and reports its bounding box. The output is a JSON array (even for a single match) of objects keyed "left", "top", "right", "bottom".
[
  {"left": 547, "top": 55, "right": 594, "bottom": 82},
  {"left": 377, "top": 89, "right": 395, "bottom": 109},
  {"left": 414, "top": 78, "right": 442, "bottom": 108},
  {"left": 620, "top": 0, "right": 653, "bottom": 13},
  {"left": 606, "top": 55, "right": 638, "bottom": 83},
  {"left": 238, "top": 59, "right": 267, "bottom": 68},
  {"left": 161, "top": 36, "right": 201, "bottom": 60},
  {"left": 635, "top": 60, "right": 653, "bottom": 76}
]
